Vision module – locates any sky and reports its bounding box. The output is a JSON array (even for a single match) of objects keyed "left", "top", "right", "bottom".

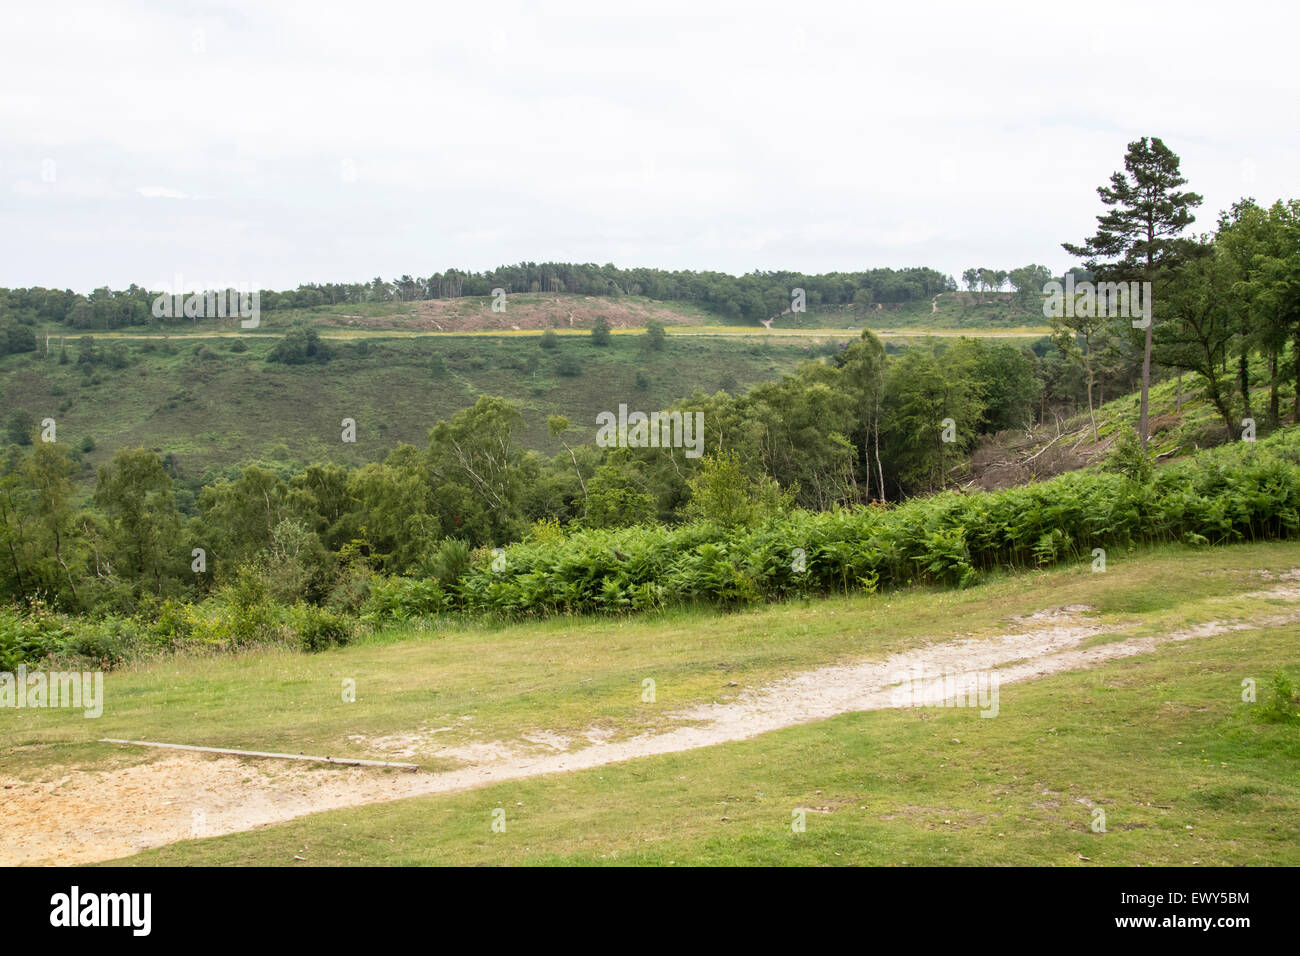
[{"left": 2, "top": 0, "right": 1297, "bottom": 293}]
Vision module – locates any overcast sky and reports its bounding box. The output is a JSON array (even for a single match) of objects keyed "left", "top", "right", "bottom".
[{"left": 2, "top": 0, "right": 1297, "bottom": 293}]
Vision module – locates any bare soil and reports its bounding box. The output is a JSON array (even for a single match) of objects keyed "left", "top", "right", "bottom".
[{"left": 320, "top": 296, "right": 707, "bottom": 333}]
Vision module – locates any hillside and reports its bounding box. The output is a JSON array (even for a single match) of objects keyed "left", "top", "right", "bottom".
[
  {"left": 0, "top": 288, "right": 1054, "bottom": 492},
  {"left": 963, "top": 350, "right": 1298, "bottom": 490},
  {"left": 0, "top": 330, "right": 825, "bottom": 487},
  {"left": 259, "top": 289, "right": 1050, "bottom": 334},
  {"left": 27, "top": 289, "right": 1046, "bottom": 336}
]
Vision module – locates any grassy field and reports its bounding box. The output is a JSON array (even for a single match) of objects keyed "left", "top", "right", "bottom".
[
  {"left": 115, "top": 618, "right": 1300, "bottom": 866},
  {"left": 4, "top": 541, "right": 1297, "bottom": 865}
]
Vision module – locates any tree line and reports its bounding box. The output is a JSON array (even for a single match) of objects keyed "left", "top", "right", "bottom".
[{"left": 0, "top": 264, "right": 955, "bottom": 333}]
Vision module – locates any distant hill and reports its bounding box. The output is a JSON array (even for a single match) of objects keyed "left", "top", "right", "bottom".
[
  {"left": 261, "top": 290, "right": 1051, "bottom": 334},
  {"left": 0, "top": 328, "right": 828, "bottom": 494}
]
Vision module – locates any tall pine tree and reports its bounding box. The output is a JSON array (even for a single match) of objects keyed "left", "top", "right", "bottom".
[{"left": 1063, "top": 137, "right": 1202, "bottom": 449}]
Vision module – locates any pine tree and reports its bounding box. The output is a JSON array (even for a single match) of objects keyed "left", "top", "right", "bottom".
[{"left": 1063, "top": 137, "right": 1202, "bottom": 449}]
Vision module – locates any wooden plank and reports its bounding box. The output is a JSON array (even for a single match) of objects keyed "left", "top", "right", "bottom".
[{"left": 100, "top": 738, "right": 419, "bottom": 771}]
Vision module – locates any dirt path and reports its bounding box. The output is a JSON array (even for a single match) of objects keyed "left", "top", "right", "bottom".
[{"left": 5, "top": 585, "right": 1299, "bottom": 865}]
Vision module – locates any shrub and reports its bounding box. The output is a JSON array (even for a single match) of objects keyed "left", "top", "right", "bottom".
[
  {"left": 424, "top": 537, "right": 472, "bottom": 590},
  {"left": 5, "top": 410, "right": 35, "bottom": 446},
  {"left": 644, "top": 320, "right": 666, "bottom": 351},
  {"left": 526, "top": 517, "right": 565, "bottom": 543},
  {"left": 360, "top": 577, "right": 447, "bottom": 624},
  {"left": 268, "top": 324, "right": 331, "bottom": 365},
  {"left": 684, "top": 451, "right": 793, "bottom": 528},
  {"left": 0, "top": 604, "right": 137, "bottom": 670},
  {"left": 293, "top": 605, "right": 355, "bottom": 652},
  {"left": 1256, "top": 671, "right": 1299, "bottom": 724},
  {"left": 1107, "top": 426, "right": 1153, "bottom": 483},
  {"left": 0, "top": 604, "right": 70, "bottom": 669},
  {"left": 68, "top": 616, "right": 140, "bottom": 669}
]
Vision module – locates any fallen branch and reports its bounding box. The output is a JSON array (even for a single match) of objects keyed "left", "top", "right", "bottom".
[
  {"left": 100, "top": 738, "right": 419, "bottom": 771},
  {"left": 1022, "top": 429, "right": 1076, "bottom": 466}
]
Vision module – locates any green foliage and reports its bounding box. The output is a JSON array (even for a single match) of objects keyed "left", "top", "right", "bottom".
[
  {"left": 423, "top": 537, "right": 472, "bottom": 590},
  {"left": 590, "top": 316, "right": 612, "bottom": 346},
  {"left": 0, "top": 602, "right": 70, "bottom": 669},
  {"left": 5, "top": 410, "right": 35, "bottom": 446},
  {"left": 644, "top": 320, "right": 666, "bottom": 350},
  {"left": 582, "top": 464, "right": 655, "bottom": 529},
  {"left": 881, "top": 349, "right": 983, "bottom": 492},
  {"left": 268, "top": 323, "right": 331, "bottom": 365},
  {"left": 0, "top": 319, "right": 37, "bottom": 357},
  {"left": 684, "top": 450, "right": 792, "bottom": 528},
  {"left": 360, "top": 576, "right": 447, "bottom": 624},
  {"left": 93, "top": 447, "right": 184, "bottom": 601},
  {"left": 292, "top": 604, "right": 355, "bottom": 652},
  {"left": 1106, "top": 426, "right": 1153, "bottom": 483},
  {"left": 3, "top": 426, "right": 1300, "bottom": 664},
  {"left": 0, "top": 601, "right": 136, "bottom": 670},
  {"left": 1255, "top": 671, "right": 1299, "bottom": 724},
  {"left": 450, "top": 428, "right": 1300, "bottom": 618},
  {"left": 258, "top": 517, "right": 327, "bottom": 603},
  {"left": 539, "top": 329, "right": 559, "bottom": 350}
]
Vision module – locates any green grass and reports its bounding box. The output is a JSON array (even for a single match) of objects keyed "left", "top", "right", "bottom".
[
  {"left": 4, "top": 541, "right": 1299, "bottom": 865},
  {"left": 767, "top": 291, "right": 1049, "bottom": 331},
  {"left": 104, "top": 552, "right": 1300, "bottom": 866}
]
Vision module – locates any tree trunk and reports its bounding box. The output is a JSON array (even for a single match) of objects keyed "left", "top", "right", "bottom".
[
  {"left": 860, "top": 428, "right": 871, "bottom": 504},
  {"left": 1239, "top": 350, "right": 1252, "bottom": 420},
  {"left": 874, "top": 397, "right": 884, "bottom": 504},
  {"left": 1138, "top": 318, "right": 1153, "bottom": 449},
  {"left": 1269, "top": 347, "right": 1279, "bottom": 427},
  {"left": 1294, "top": 330, "right": 1300, "bottom": 420},
  {"left": 1087, "top": 367, "right": 1098, "bottom": 441}
]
